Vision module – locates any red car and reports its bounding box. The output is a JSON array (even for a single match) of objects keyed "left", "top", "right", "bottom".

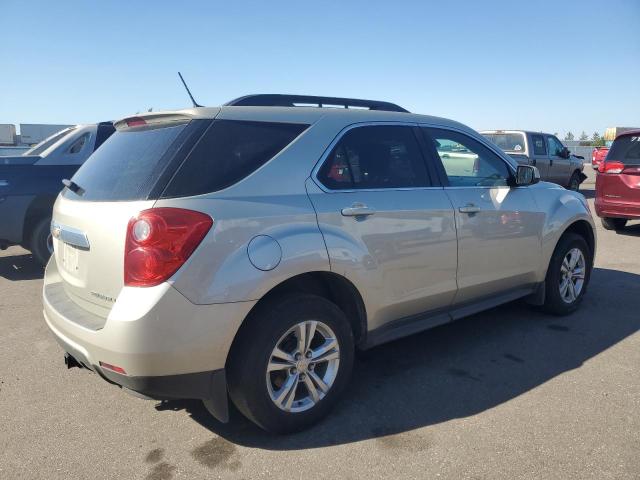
[
  {"left": 591, "top": 146, "right": 609, "bottom": 170},
  {"left": 595, "top": 129, "right": 640, "bottom": 230}
]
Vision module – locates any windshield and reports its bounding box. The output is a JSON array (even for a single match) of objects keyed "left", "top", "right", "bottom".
[
  {"left": 23, "top": 127, "right": 76, "bottom": 156},
  {"left": 482, "top": 133, "right": 527, "bottom": 153}
]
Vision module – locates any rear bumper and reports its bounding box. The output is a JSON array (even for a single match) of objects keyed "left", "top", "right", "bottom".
[
  {"left": 58, "top": 341, "right": 229, "bottom": 421},
  {"left": 58, "top": 337, "right": 225, "bottom": 401},
  {"left": 594, "top": 198, "right": 640, "bottom": 219},
  {"left": 42, "top": 258, "right": 256, "bottom": 416}
]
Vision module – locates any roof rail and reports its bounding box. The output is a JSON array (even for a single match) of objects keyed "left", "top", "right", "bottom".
[{"left": 224, "top": 94, "right": 409, "bottom": 113}]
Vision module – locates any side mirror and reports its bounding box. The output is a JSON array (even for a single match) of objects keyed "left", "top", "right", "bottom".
[
  {"left": 560, "top": 147, "right": 570, "bottom": 159},
  {"left": 515, "top": 165, "right": 540, "bottom": 186}
]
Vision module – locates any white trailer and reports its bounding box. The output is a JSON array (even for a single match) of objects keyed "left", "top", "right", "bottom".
[
  {"left": 0, "top": 124, "right": 17, "bottom": 145},
  {"left": 19, "top": 124, "right": 72, "bottom": 145}
]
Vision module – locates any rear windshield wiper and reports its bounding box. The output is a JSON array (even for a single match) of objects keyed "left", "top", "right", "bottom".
[{"left": 62, "top": 179, "right": 85, "bottom": 196}]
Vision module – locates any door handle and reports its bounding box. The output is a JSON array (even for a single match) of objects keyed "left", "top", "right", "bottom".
[
  {"left": 341, "top": 204, "right": 376, "bottom": 217},
  {"left": 458, "top": 204, "right": 480, "bottom": 214}
]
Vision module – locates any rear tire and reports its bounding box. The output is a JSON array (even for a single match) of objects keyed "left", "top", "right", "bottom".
[
  {"left": 29, "top": 217, "right": 53, "bottom": 267},
  {"left": 543, "top": 233, "right": 592, "bottom": 316},
  {"left": 567, "top": 171, "right": 581, "bottom": 191},
  {"left": 226, "top": 294, "right": 354, "bottom": 434},
  {"left": 601, "top": 217, "right": 627, "bottom": 231}
]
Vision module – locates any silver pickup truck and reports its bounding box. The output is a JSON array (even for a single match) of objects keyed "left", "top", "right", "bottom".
[{"left": 481, "top": 130, "right": 586, "bottom": 190}]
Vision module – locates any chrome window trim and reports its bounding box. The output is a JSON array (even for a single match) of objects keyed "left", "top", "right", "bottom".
[{"left": 311, "top": 120, "right": 519, "bottom": 194}]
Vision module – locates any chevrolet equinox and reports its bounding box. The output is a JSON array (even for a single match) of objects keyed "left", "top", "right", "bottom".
[{"left": 43, "top": 95, "right": 596, "bottom": 433}]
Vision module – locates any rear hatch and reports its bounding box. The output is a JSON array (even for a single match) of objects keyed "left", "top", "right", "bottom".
[
  {"left": 51, "top": 109, "right": 311, "bottom": 316},
  {"left": 51, "top": 114, "right": 212, "bottom": 316},
  {"left": 599, "top": 133, "right": 640, "bottom": 208}
]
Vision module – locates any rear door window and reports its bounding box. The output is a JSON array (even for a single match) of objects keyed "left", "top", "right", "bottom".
[
  {"left": 161, "top": 120, "right": 308, "bottom": 198},
  {"left": 607, "top": 135, "right": 640, "bottom": 165},
  {"left": 317, "top": 125, "right": 430, "bottom": 190},
  {"left": 67, "top": 133, "right": 90, "bottom": 154},
  {"left": 531, "top": 134, "right": 547, "bottom": 156}
]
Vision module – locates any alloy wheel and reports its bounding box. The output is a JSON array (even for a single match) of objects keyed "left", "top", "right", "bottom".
[
  {"left": 559, "top": 247, "right": 586, "bottom": 303},
  {"left": 266, "top": 320, "right": 340, "bottom": 413}
]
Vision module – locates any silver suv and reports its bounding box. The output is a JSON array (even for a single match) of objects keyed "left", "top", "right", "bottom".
[{"left": 43, "top": 95, "right": 596, "bottom": 433}]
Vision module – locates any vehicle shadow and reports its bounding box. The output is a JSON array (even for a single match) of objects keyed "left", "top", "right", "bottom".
[
  {"left": 0, "top": 253, "right": 44, "bottom": 281},
  {"left": 157, "top": 267, "right": 640, "bottom": 449},
  {"left": 580, "top": 187, "right": 595, "bottom": 199},
  {"left": 616, "top": 223, "right": 640, "bottom": 237}
]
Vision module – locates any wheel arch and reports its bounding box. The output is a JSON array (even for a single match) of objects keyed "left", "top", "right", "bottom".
[
  {"left": 22, "top": 195, "right": 56, "bottom": 245},
  {"left": 560, "top": 219, "right": 595, "bottom": 257},
  {"left": 226, "top": 271, "right": 368, "bottom": 368}
]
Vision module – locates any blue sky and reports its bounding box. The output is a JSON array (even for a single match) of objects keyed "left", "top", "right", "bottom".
[{"left": 1, "top": 0, "right": 638, "bottom": 137}]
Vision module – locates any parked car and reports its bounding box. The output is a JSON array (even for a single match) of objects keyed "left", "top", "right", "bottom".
[
  {"left": 593, "top": 127, "right": 640, "bottom": 171},
  {"left": 0, "top": 122, "right": 115, "bottom": 264},
  {"left": 595, "top": 129, "right": 640, "bottom": 230},
  {"left": 43, "top": 96, "right": 595, "bottom": 433},
  {"left": 592, "top": 146, "right": 609, "bottom": 171},
  {"left": 481, "top": 130, "right": 586, "bottom": 190}
]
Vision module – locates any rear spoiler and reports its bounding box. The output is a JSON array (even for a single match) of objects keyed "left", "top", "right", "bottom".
[{"left": 114, "top": 113, "right": 194, "bottom": 131}]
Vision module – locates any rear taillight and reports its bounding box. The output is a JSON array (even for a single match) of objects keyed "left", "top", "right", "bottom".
[
  {"left": 124, "top": 208, "right": 213, "bottom": 287},
  {"left": 599, "top": 161, "right": 625, "bottom": 174}
]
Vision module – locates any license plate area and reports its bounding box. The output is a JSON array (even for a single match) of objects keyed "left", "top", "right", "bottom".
[{"left": 62, "top": 242, "right": 80, "bottom": 273}]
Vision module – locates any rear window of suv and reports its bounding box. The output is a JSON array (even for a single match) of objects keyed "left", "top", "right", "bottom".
[
  {"left": 63, "top": 119, "right": 308, "bottom": 202},
  {"left": 63, "top": 122, "right": 194, "bottom": 201},
  {"left": 161, "top": 120, "right": 308, "bottom": 198},
  {"left": 607, "top": 134, "right": 640, "bottom": 164}
]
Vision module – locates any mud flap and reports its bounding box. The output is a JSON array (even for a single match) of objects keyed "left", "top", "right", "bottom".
[{"left": 203, "top": 370, "right": 229, "bottom": 423}]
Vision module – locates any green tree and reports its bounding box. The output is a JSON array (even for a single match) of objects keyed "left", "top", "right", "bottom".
[
  {"left": 564, "top": 131, "right": 574, "bottom": 141},
  {"left": 592, "top": 132, "right": 605, "bottom": 147},
  {"left": 579, "top": 131, "right": 588, "bottom": 141}
]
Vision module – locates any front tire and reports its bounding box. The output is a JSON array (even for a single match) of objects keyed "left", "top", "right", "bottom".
[
  {"left": 29, "top": 217, "right": 53, "bottom": 267},
  {"left": 601, "top": 217, "right": 627, "bottom": 231},
  {"left": 226, "top": 294, "right": 354, "bottom": 434},
  {"left": 567, "top": 171, "right": 581, "bottom": 191},
  {"left": 543, "top": 233, "right": 592, "bottom": 316}
]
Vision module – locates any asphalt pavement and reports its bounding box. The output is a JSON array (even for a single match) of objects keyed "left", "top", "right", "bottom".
[{"left": 1, "top": 185, "right": 639, "bottom": 480}]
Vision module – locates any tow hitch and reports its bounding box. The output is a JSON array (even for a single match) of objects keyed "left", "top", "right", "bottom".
[{"left": 64, "top": 352, "right": 83, "bottom": 369}]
